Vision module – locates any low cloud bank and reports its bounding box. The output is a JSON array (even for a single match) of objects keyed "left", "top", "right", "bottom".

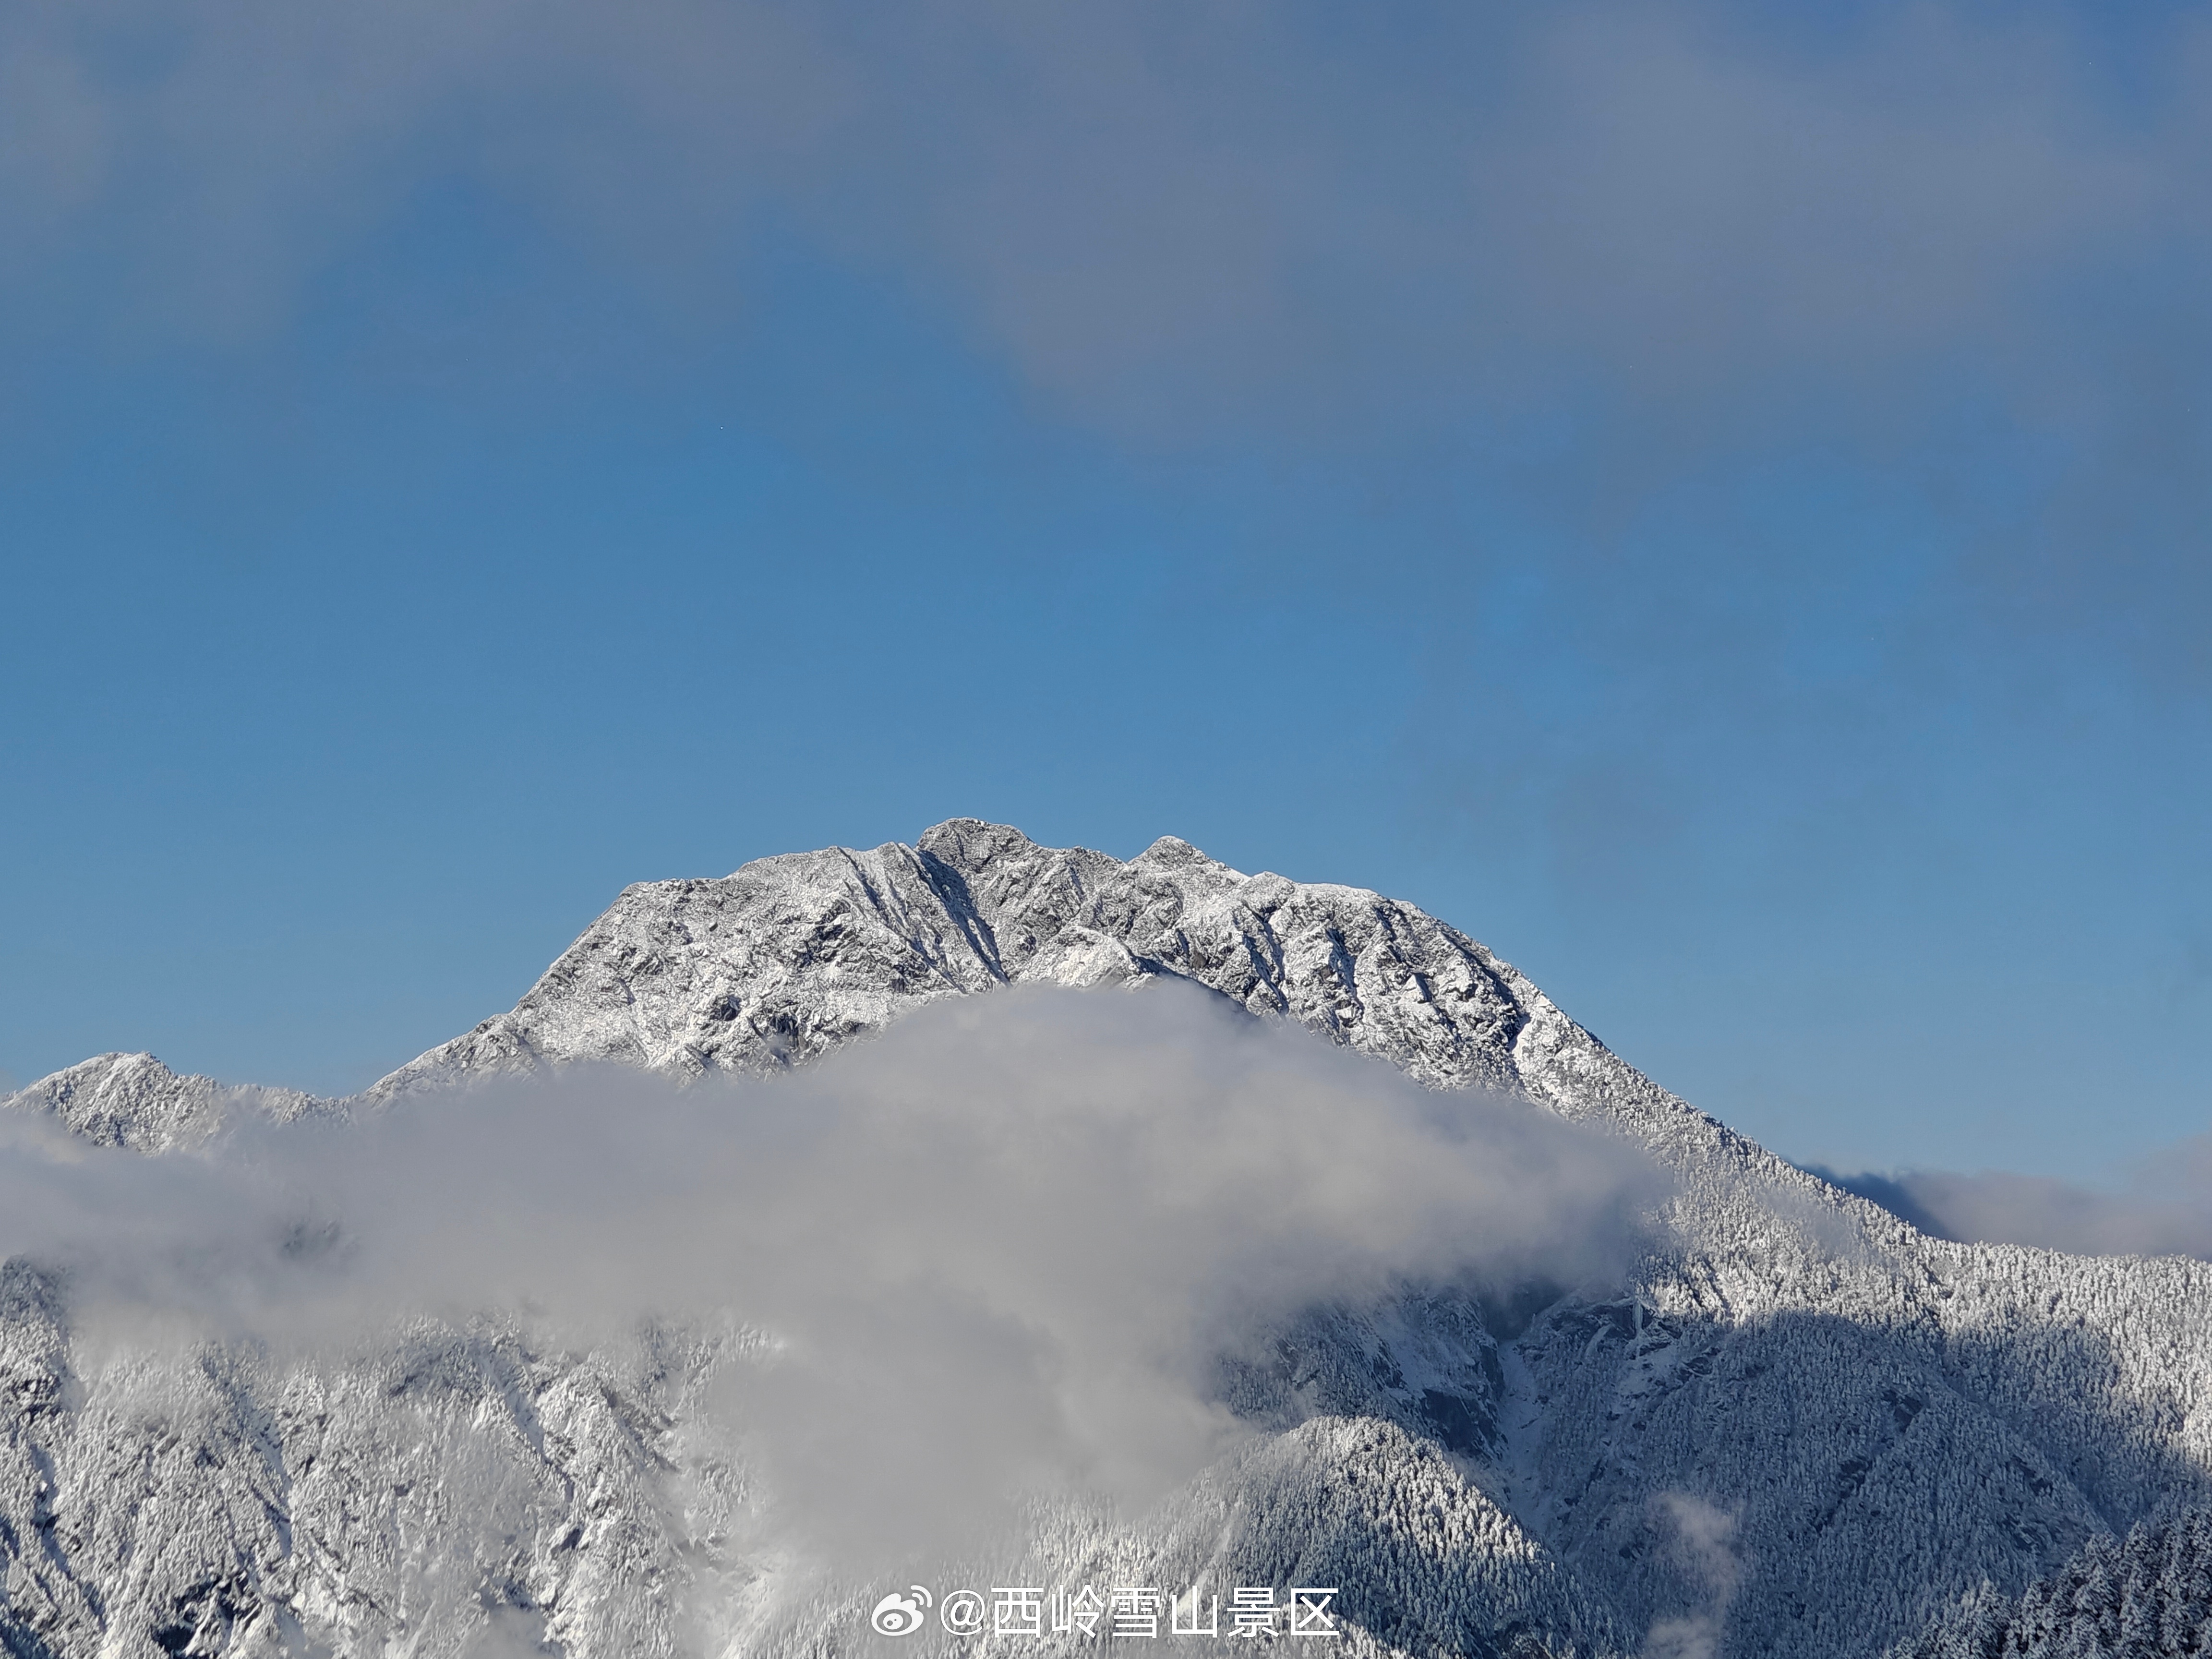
[
  {"left": 1814, "top": 1147, "right": 2212, "bottom": 1261},
  {"left": 0, "top": 982, "right": 1664, "bottom": 1575}
]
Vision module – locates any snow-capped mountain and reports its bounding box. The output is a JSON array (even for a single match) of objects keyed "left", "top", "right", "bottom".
[
  {"left": 5, "top": 820, "right": 2210, "bottom": 1659},
  {"left": 369, "top": 818, "right": 1558, "bottom": 1100},
  {"left": 4, "top": 1050, "right": 324, "bottom": 1152}
]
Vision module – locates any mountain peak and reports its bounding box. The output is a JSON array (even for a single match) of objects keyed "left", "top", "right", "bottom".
[
  {"left": 2, "top": 1050, "right": 322, "bottom": 1150},
  {"left": 913, "top": 816, "right": 1046, "bottom": 871},
  {"left": 1131, "top": 833, "right": 1243, "bottom": 878},
  {"left": 370, "top": 818, "right": 1570, "bottom": 1102}
]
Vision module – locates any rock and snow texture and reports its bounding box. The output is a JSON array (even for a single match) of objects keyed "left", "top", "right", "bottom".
[
  {"left": 5, "top": 819, "right": 2212, "bottom": 1659},
  {"left": 366, "top": 818, "right": 1552, "bottom": 1102},
  {"left": 0, "top": 1052, "right": 326, "bottom": 1153}
]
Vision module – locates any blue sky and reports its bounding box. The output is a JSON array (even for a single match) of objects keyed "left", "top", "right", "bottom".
[{"left": 2, "top": 0, "right": 2206, "bottom": 1183}]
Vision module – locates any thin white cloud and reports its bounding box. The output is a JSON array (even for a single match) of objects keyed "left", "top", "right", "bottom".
[
  {"left": 4, "top": 2, "right": 2205, "bottom": 415},
  {"left": 1640, "top": 1493, "right": 1744, "bottom": 1659},
  {"left": 1818, "top": 1141, "right": 2212, "bottom": 1260}
]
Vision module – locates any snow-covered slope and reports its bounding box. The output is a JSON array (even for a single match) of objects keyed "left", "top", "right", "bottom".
[
  {"left": 365, "top": 819, "right": 1550, "bottom": 1101},
  {"left": 5, "top": 820, "right": 2210, "bottom": 1659},
  {"left": 1, "top": 1051, "right": 327, "bottom": 1152}
]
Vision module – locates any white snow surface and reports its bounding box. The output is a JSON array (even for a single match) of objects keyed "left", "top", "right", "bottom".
[{"left": 6, "top": 819, "right": 2212, "bottom": 1659}]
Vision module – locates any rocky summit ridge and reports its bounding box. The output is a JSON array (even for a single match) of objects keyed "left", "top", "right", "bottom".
[
  {"left": 5, "top": 820, "right": 2212, "bottom": 1659},
  {"left": 373, "top": 818, "right": 1593, "bottom": 1106}
]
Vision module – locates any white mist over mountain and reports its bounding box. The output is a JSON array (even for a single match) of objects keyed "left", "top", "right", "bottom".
[
  {"left": 0, "top": 984, "right": 1658, "bottom": 1586},
  {"left": 1812, "top": 1148, "right": 2212, "bottom": 1262}
]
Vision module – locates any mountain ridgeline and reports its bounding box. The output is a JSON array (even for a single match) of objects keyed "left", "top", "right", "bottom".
[{"left": 4, "top": 820, "right": 2209, "bottom": 1659}]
